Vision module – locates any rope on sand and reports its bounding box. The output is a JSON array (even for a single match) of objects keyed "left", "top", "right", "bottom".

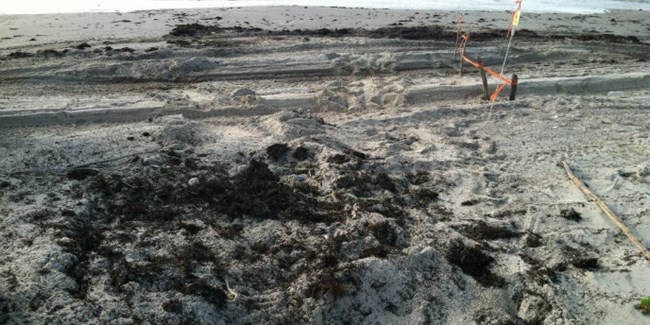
[{"left": 562, "top": 160, "right": 650, "bottom": 262}]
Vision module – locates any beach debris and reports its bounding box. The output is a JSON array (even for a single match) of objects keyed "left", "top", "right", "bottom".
[
  {"left": 67, "top": 167, "right": 100, "bottom": 180},
  {"left": 231, "top": 88, "right": 256, "bottom": 97},
  {"left": 458, "top": 220, "right": 522, "bottom": 241},
  {"left": 169, "top": 23, "right": 219, "bottom": 37},
  {"left": 39, "top": 49, "right": 67, "bottom": 57},
  {"left": 7, "top": 51, "right": 33, "bottom": 58},
  {"left": 187, "top": 177, "right": 200, "bottom": 186},
  {"left": 562, "top": 160, "right": 650, "bottom": 261},
  {"left": 116, "top": 46, "right": 135, "bottom": 53},
  {"left": 75, "top": 42, "right": 91, "bottom": 50},
  {"left": 570, "top": 257, "right": 599, "bottom": 270},
  {"left": 559, "top": 208, "right": 582, "bottom": 222},
  {"left": 517, "top": 294, "right": 551, "bottom": 324},
  {"left": 292, "top": 146, "right": 311, "bottom": 161},
  {"left": 607, "top": 91, "right": 626, "bottom": 97},
  {"left": 635, "top": 296, "right": 650, "bottom": 315},
  {"left": 266, "top": 143, "right": 289, "bottom": 160},
  {"left": 524, "top": 232, "right": 543, "bottom": 248},
  {"left": 446, "top": 241, "right": 504, "bottom": 287},
  {"left": 0, "top": 179, "right": 10, "bottom": 189},
  {"left": 224, "top": 280, "right": 238, "bottom": 302}
]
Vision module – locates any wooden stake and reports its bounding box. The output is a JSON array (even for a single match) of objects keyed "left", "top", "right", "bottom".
[
  {"left": 453, "top": 16, "right": 461, "bottom": 61},
  {"left": 509, "top": 74, "right": 518, "bottom": 101},
  {"left": 562, "top": 161, "right": 650, "bottom": 262},
  {"left": 458, "top": 46, "right": 465, "bottom": 76},
  {"left": 477, "top": 56, "right": 489, "bottom": 100},
  {"left": 459, "top": 41, "right": 466, "bottom": 76}
]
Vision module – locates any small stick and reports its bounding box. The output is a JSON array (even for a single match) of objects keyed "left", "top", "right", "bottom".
[
  {"left": 451, "top": 22, "right": 460, "bottom": 62},
  {"left": 453, "top": 15, "right": 461, "bottom": 61},
  {"left": 225, "top": 280, "right": 238, "bottom": 302},
  {"left": 562, "top": 160, "right": 650, "bottom": 262},
  {"left": 509, "top": 74, "right": 518, "bottom": 101},
  {"left": 477, "top": 56, "right": 489, "bottom": 100},
  {"left": 458, "top": 41, "right": 466, "bottom": 76}
]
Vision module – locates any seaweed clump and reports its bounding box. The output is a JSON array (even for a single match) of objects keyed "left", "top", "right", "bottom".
[{"left": 446, "top": 241, "right": 504, "bottom": 287}]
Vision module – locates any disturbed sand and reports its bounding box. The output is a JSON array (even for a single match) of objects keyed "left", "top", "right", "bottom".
[{"left": 1, "top": 6, "right": 650, "bottom": 325}]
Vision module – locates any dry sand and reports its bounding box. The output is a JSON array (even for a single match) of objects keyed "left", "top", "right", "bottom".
[{"left": 1, "top": 5, "right": 650, "bottom": 325}]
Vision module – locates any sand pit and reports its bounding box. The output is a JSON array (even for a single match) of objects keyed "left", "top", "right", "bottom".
[{"left": 1, "top": 5, "right": 650, "bottom": 325}]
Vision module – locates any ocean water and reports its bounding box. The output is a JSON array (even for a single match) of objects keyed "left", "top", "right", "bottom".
[{"left": 1, "top": 0, "right": 649, "bottom": 15}]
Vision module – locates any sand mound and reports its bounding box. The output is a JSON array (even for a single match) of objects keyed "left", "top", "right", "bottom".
[
  {"left": 170, "top": 57, "right": 219, "bottom": 77},
  {"left": 331, "top": 52, "right": 396, "bottom": 75},
  {"left": 71, "top": 57, "right": 219, "bottom": 82},
  {"left": 153, "top": 114, "right": 207, "bottom": 147}
]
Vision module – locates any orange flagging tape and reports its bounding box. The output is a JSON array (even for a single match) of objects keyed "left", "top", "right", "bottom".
[
  {"left": 461, "top": 55, "right": 512, "bottom": 85},
  {"left": 455, "top": 7, "right": 519, "bottom": 102},
  {"left": 461, "top": 55, "right": 513, "bottom": 101},
  {"left": 489, "top": 83, "right": 508, "bottom": 101},
  {"left": 457, "top": 35, "right": 515, "bottom": 101},
  {"left": 506, "top": 0, "right": 523, "bottom": 38}
]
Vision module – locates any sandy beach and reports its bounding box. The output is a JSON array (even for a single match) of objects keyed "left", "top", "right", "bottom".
[{"left": 1, "top": 5, "right": 650, "bottom": 324}]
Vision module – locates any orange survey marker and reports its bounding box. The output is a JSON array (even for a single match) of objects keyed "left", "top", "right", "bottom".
[
  {"left": 455, "top": 25, "right": 517, "bottom": 101},
  {"left": 506, "top": 0, "right": 523, "bottom": 38}
]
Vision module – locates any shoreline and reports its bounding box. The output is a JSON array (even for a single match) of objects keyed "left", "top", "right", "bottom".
[{"left": 1, "top": 1, "right": 649, "bottom": 15}]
